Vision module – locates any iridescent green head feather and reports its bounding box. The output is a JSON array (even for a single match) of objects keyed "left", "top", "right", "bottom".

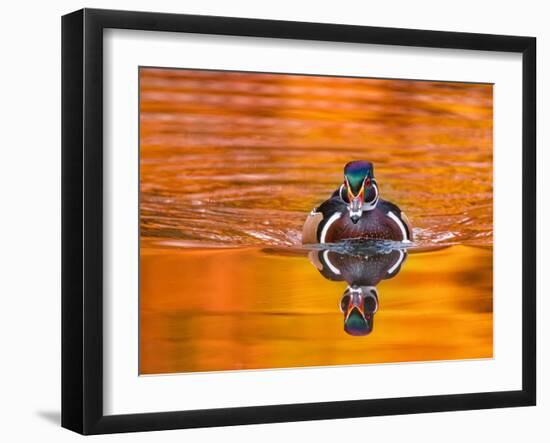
[
  {"left": 344, "top": 308, "right": 371, "bottom": 336},
  {"left": 344, "top": 161, "right": 374, "bottom": 195}
]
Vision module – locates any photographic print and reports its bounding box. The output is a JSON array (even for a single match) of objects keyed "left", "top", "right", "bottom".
[{"left": 139, "top": 68, "right": 493, "bottom": 375}]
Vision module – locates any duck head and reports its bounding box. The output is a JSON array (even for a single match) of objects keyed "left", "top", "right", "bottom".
[
  {"left": 342, "top": 161, "right": 379, "bottom": 223},
  {"left": 340, "top": 286, "right": 379, "bottom": 336}
]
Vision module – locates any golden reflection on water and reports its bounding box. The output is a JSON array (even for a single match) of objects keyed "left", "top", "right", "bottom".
[
  {"left": 140, "top": 244, "right": 492, "bottom": 374},
  {"left": 139, "top": 68, "right": 493, "bottom": 374}
]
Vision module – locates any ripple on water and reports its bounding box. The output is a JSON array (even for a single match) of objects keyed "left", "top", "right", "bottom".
[{"left": 140, "top": 69, "right": 493, "bottom": 250}]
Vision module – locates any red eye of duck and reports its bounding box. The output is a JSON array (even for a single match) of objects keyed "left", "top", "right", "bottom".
[{"left": 365, "top": 178, "right": 371, "bottom": 187}]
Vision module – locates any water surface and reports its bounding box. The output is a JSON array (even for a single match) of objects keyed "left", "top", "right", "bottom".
[{"left": 139, "top": 68, "right": 493, "bottom": 374}]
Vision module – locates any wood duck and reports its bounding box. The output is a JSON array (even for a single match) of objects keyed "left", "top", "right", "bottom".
[
  {"left": 309, "top": 247, "right": 407, "bottom": 336},
  {"left": 302, "top": 161, "right": 412, "bottom": 244}
]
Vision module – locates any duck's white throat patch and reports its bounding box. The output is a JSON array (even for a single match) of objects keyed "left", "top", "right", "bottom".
[{"left": 340, "top": 183, "right": 379, "bottom": 216}]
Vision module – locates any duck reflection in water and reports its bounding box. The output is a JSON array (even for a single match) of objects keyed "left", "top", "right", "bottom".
[{"left": 308, "top": 247, "right": 407, "bottom": 336}]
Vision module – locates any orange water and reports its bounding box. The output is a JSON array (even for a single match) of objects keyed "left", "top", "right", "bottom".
[{"left": 139, "top": 68, "right": 493, "bottom": 374}]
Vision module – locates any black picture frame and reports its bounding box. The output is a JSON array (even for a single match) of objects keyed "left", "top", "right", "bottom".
[{"left": 62, "top": 8, "right": 536, "bottom": 435}]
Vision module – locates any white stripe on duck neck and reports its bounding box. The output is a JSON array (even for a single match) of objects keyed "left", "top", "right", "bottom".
[
  {"left": 320, "top": 211, "right": 342, "bottom": 244},
  {"left": 338, "top": 184, "right": 346, "bottom": 200},
  {"left": 322, "top": 249, "right": 341, "bottom": 275},
  {"left": 387, "top": 210, "right": 410, "bottom": 243},
  {"left": 362, "top": 182, "right": 379, "bottom": 211},
  {"left": 387, "top": 249, "right": 405, "bottom": 274}
]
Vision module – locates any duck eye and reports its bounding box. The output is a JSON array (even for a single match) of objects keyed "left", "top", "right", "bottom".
[{"left": 365, "top": 178, "right": 371, "bottom": 187}]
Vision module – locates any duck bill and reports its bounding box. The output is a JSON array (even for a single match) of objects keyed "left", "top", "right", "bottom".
[{"left": 349, "top": 195, "right": 363, "bottom": 223}]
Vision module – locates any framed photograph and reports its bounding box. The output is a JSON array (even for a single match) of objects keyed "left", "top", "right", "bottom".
[{"left": 61, "top": 8, "right": 536, "bottom": 435}]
